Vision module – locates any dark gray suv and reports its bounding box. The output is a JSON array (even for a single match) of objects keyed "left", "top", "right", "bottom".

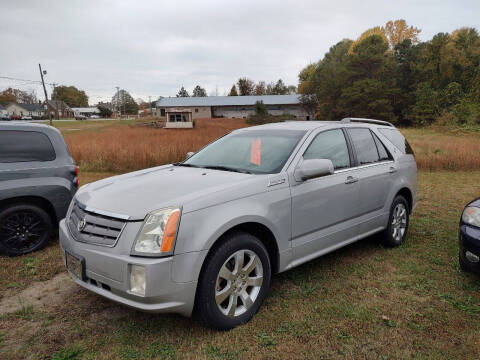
[{"left": 0, "top": 122, "right": 78, "bottom": 255}]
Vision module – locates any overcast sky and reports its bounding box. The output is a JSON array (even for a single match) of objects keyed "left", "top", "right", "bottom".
[{"left": 1, "top": 0, "right": 478, "bottom": 104}]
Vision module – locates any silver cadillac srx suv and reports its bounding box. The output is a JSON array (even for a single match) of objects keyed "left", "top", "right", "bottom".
[{"left": 60, "top": 118, "right": 417, "bottom": 330}]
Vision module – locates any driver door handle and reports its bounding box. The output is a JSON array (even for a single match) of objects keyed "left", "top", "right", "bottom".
[{"left": 345, "top": 176, "right": 358, "bottom": 184}]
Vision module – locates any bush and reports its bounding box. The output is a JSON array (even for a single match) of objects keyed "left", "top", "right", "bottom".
[
  {"left": 452, "top": 98, "right": 480, "bottom": 124},
  {"left": 254, "top": 100, "right": 268, "bottom": 116},
  {"left": 435, "top": 110, "right": 457, "bottom": 126}
]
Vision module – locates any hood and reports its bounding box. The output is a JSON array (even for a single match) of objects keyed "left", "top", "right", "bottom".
[{"left": 76, "top": 165, "right": 266, "bottom": 220}]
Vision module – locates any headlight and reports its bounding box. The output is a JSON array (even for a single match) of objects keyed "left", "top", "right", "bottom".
[
  {"left": 462, "top": 206, "right": 480, "bottom": 227},
  {"left": 132, "top": 207, "right": 181, "bottom": 256}
]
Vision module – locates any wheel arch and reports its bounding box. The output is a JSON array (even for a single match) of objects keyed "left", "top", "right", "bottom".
[
  {"left": 0, "top": 196, "right": 57, "bottom": 226},
  {"left": 201, "top": 221, "right": 280, "bottom": 275},
  {"left": 193, "top": 220, "right": 280, "bottom": 316},
  {"left": 395, "top": 187, "right": 413, "bottom": 214}
]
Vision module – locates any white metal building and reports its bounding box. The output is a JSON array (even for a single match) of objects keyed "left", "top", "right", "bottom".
[{"left": 156, "top": 95, "right": 310, "bottom": 120}]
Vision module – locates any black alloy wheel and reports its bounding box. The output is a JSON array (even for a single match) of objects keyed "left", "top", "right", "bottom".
[{"left": 0, "top": 204, "right": 53, "bottom": 256}]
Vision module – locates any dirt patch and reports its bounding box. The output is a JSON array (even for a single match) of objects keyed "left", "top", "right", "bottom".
[{"left": 0, "top": 272, "right": 75, "bottom": 315}]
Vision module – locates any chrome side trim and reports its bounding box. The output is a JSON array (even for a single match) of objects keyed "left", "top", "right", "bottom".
[{"left": 334, "top": 160, "right": 394, "bottom": 175}]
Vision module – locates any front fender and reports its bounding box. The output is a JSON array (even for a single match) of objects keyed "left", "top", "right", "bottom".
[
  {"left": 172, "top": 187, "right": 291, "bottom": 283},
  {"left": 175, "top": 187, "right": 292, "bottom": 255}
]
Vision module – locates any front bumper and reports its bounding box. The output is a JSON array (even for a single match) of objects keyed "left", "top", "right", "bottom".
[
  {"left": 459, "top": 224, "right": 480, "bottom": 274},
  {"left": 59, "top": 219, "right": 200, "bottom": 316}
]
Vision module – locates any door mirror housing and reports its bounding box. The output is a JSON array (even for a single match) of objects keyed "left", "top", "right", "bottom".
[
  {"left": 186, "top": 152, "right": 195, "bottom": 159},
  {"left": 294, "top": 159, "right": 334, "bottom": 181}
]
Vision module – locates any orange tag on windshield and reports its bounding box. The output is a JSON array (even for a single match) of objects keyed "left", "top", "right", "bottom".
[{"left": 250, "top": 139, "right": 261, "bottom": 166}]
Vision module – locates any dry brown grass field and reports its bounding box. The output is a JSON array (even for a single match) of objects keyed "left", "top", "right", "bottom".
[
  {"left": 62, "top": 118, "right": 480, "bottom": 173},
  {"left": 0, "top": 118, "right": 479, "bottom": 359},
  {"left": 401, "top": 127, "right": 480, "bottom": 171},
  {"left": 64, "top": 118, "right": 247, "bottom": 172}
]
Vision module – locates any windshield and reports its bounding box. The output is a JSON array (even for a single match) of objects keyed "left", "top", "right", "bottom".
[{"left": 182, "top": 129, "right": 306, "bottom": 174}]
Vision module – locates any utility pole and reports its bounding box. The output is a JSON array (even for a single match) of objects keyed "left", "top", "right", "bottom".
[
  {"left": 122, "top": 91, "right": 125, "bottom": 118},
  {"left": 39, "top": 63, "right": 52, "bottom": 125},
  {"left": 51, "top": 83, "right": 59, "bottom": 120},
  {"left": 115, "top": 86, "right": 120, "bottom": 118}
]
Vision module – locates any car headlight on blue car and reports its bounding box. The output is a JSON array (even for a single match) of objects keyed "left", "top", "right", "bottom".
[
  {"left": 462, "top": 206, "right": 480, "bottom": 227},
  {"left": 131, "top": 207, "right": 181, "bottom": 256}
]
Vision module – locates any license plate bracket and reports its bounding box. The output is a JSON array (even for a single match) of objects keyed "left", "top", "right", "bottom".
[{"left": 65, "top": 251, "right": 86, "bottom": 281}]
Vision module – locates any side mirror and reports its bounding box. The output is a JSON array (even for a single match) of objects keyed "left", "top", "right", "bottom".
[
  {"left": 186, "top": 151, "right": 195, "bottom": 159},
  {"left": 294, "top": 159, "right": 334, "bottom": 181}
]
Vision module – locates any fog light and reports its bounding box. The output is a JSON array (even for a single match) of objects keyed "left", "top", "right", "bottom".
[
  {"left": 130, "top": 265, "right": 146, "bottom": 296},
  {"left": 466, "top": 251, "right": 480, "bottom": 263}
]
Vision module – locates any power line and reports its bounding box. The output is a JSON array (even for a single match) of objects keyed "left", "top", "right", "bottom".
[{"left": 0, "top": 75, "right": 55, "bottom": 86}]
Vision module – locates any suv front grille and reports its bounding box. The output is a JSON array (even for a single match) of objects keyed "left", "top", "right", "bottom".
[{"left": 67, "top": 202, "right": 126, "bottom": 247}]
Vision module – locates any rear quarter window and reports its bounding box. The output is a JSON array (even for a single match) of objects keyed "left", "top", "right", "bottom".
[
  {"left": 0, "top": 130, "right": 56, "bottom": 163},
  {"left": 378, "top": 128, "right": 414, "bottom": 155}
]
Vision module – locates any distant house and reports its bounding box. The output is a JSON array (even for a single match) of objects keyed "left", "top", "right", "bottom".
[
  {"left": 45, "top": 100, "right": 73, "bottom": 118},
  {"left": 156, "top": 94, "right": 311, "bottom": 120},
  {"left": 71, "top": 107, "right": 100, "bottom": 117},
  {"left": 5, "top": 102, "right": 45, "bottom": 118},
  {"left": 0, "top": 104, "right": 7, "bottom": 117}
]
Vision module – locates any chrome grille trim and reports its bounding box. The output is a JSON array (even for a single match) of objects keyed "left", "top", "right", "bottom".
[{"left": 67, "top": 201, "right": 127, "bottom": 247}]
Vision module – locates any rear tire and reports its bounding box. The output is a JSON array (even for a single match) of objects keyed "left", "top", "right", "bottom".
[
  {"left": 197, "top": 231, "right": 271, "bottom": 330},
  {"left": 0, "top": 203, "right": 53, "bottom": 256},
  {"left": 381, "top": 195, "right": 410, "bottom": 247}
]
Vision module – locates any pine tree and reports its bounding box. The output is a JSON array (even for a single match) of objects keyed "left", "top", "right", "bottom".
[
  {"left": 409, "top": 83, "right": 439, "bottom": 125},
  {"left": 192, "top": 85, "right": 207, "bottom": 97},
  {"left": 228, "top": 85, "right": 238, "bottom": 96},
  {"left": 176, "top": 86, "right": 190, "bottom": 97}
]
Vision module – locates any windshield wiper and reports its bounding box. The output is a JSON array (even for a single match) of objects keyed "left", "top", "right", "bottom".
[{"left": 202, "top": 165, "right": 252, "bottom": 174}]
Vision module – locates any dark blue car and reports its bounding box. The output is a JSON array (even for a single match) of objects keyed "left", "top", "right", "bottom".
[{"left": 459, "top": 198, "right": 480, "bottom": 273}]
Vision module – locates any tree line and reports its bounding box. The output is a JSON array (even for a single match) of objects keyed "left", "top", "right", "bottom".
[
  {"left": 298, "top": 20, "right": 480, "bottom": 126},
  {"left": 0, "top": 85, "right": 89, "bottom": 108},
  {"left": 0, "top": 88, "right": 38, "bottom": 105},
  {"left": 174, "top": 79, "right": 297, "bottom": 97},
  {"left": 228, "top": 78, "right": 296, "bottom": 96}
]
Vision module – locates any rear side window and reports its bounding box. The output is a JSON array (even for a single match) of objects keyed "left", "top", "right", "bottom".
[
  {"left": 372, "top": 133, "right": 391, "bottom": 161},
  {"left": 303, "top": 129, "right": 351, "bottom": 170},
  {"left": 378, "top": 128, "right": 414, "bottom": 155},
  {"left": 0, "top": 130, "right": 56, "bottom": 163},
  {"left": 347, "top": 128, "right": 379, "bottom": 165}
]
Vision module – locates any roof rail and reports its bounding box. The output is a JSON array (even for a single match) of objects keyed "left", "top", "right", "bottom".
[{"left": 340, "top": 117, "right": 394, "bottom": 127}]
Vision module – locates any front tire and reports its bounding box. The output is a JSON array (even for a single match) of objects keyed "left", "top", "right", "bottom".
[
  {"left": 0, "top": 203, "right": 53, "bottom": 256},
  {"left": 381, "top": 195, "right": 410, "bottom": 247},
  {"left": 197, "top": 232, "right": 271, "bottom": 330}
]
